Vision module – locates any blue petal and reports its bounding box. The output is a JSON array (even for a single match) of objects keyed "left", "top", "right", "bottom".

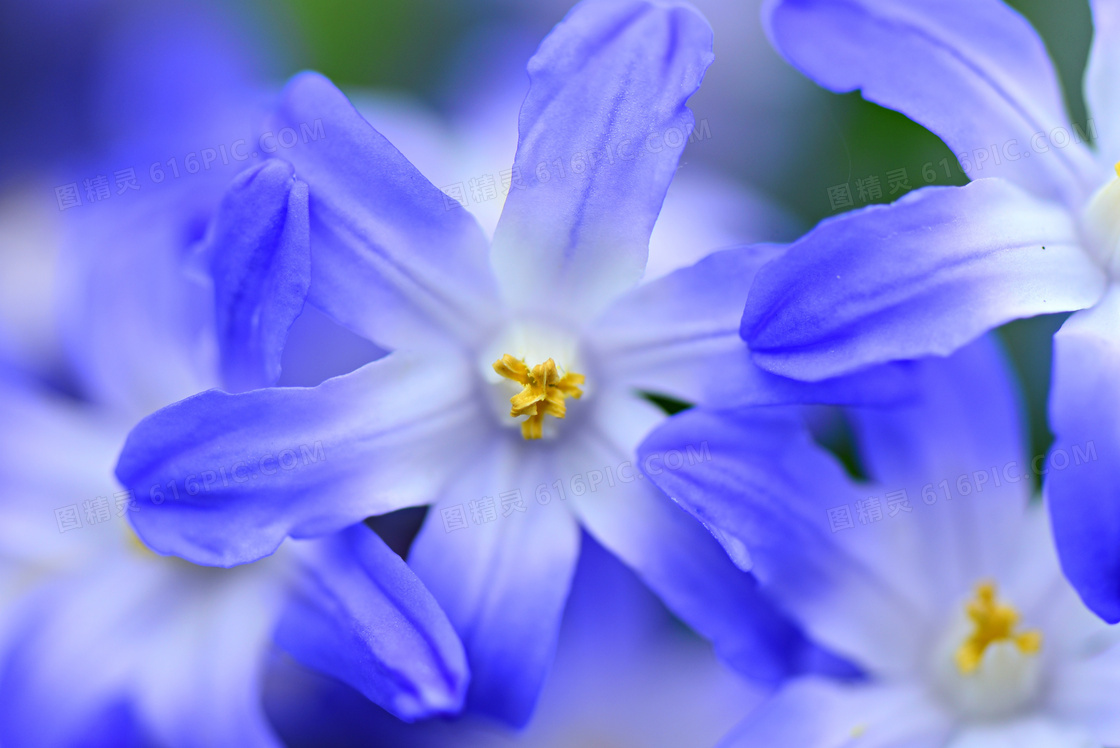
[
  {"left": 206, "top": 159, "right": 310, "bottom": 393},
  {"left": 0, "top": 376, "right": 122, "bottom": 563},
  {"left": 561, "top": 388, "right": 853, "bottom": 682},
  {"left": 114, "top": 352, "right": 488, "bottom": 567},
  {"left": 850, "top": 337, "right": 1025, "bottom": 484},
  {"left": 591, "top": 244, "right": 918, "bottom": 407},
  {"left": 639, "top": 407, "right": 929, "bottom": 676},
  {"left": 1086, "top": 0, "right": 1120, "bottom": 165},
  {"left": 743, "top": 179, "right": 1105, "bottom": 381},
  {"left": 275, "top": 525, "right": 468, "bottom": 721},
  {"left": 847, "top": 336, "right": 1035, "bottom": 614},
  {"left": 129, "top": 563, "right": 286, "bottom": 748},
  {"left": 408, "top": 441, "right": 582, "bottom": 727},
  {"left": 764, "top": 0, "right": 1102, "bottom": 205},
  {"left": 571, "top": 464, "right": 853, "bottom": 684},
  {"left": 267, "top": 72, "right": 500, "bottom": 349},
  {"left": 1046, "top": 286, "right": 1120, "bottom": 622},
  {"left": 490, "top": 0, "right": 714, "bottom": 322}
]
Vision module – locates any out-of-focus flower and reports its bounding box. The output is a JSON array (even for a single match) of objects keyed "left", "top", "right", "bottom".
[
  {"left": 0, "top": 183, "right": 68, "bottom": 382},
  {"left": 0, "top": 373, "right": 470, "bottom": 746},
  {"left": 113, "top": 0, "right": 889, "bottom": 726},
  {"left": 0, "top": 7, "right": 472, "bottom": 744},
  {"left": 739, "top": 0, "right": 1120, "bottom": 623},
  {"left": 642, "top": 337, "right": 1120, "bottom": 746}
]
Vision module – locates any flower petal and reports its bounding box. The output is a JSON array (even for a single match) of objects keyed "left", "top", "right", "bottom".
[
  {"left": 275, "top": 525, "right": 468, "bottom": 721},
  {"left": 130, "top": 562, "right": 286, "bottom": 748},
  {"left": 490, "top": 0, "right": 714, "bottom": 322},
  {"left": 846, "top": 336, "right": 1033, "bottom": 611},
  {"left": 0, "top": 568, "right": 149, "bottom": 748},
  {"left": 764, "top": 0, "right": 1102, "bottom": 204},
  {"left": 0, "top": 376, "right": 122, "bottom": 563},
  {"left": 566, "top": 397, "right": 853, "bottom": 683},
  {"left": 639, "top": 407, "right": 930, "bottom": 676},
  {"left": 568, "top": 459, "right": 846, "bottom": 685},
  {"left": 115, "top": 351, "right": 489, "bottom": 567},
  {"left": 1085, "top": 0, "right": 1120, "bottom": 165},
  {"left": 407, "top": 440, "right": 582, "bottom": 727},
  {"left": 0, "top": 557, "right": 284, "bottom": 748},
  {"left": 205, "top": 159, "right": 310, "bottom": 393},
  {"left": 591, "top": 244, "right": 918, "bottom": 407},
  {"left": 1046, "top": 286, "right": 1120, "bottom": 622},
  {"left": 268, "top": 72, "right": 501, "bottom": 349},
  {"left": 718, "top": 678, "right": 950, "bottom": 748},
  {"left": 744, "top": 179, "right": 1105, "bottom": 381}
]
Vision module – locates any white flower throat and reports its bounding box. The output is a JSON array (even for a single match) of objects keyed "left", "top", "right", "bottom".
[
  {"left": 482, "top": 322, "right": 587, "bottom": 441},
  {"left": 933, "top": 581, "right": 1044, "bottom": 720},
  {"left": 1080, "top": 160, "right": 1120, "bottom": 276}
]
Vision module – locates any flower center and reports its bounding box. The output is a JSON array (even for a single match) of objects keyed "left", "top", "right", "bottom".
[
  {"left": 492, "top": 354, "right": 584, "bottom": 440},
  {"left": 955, "top": 581, "right": 1042, "bottom": 675},
  {"left": 931, "top": 580, "right": 1044, "bottom": 720},
  {"left": 1079, "top": 160, "right": 1120, "bottom": 275}
]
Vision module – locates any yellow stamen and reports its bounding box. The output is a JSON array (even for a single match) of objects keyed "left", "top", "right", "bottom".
[
  {"left": 1114, "top": 159, "right": 1120, "bottom": 179},
  {"left": 492, "top": 353, "right": 585, "bottom": 440},
  {"left": 955, "top": 581, "right": 1042, "bottom": 675}
]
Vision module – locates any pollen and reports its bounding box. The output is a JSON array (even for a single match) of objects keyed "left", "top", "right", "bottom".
[
  {"left": 493, "top": 353, "right": 584, "bottom": 440},
  {"left": 955, "top": 581, "right": 1042, "bottom": 675}
]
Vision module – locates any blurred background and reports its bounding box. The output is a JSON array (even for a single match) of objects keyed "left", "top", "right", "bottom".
[{"left": 0, "top": 0, "right": 1097, "bottom": 744}]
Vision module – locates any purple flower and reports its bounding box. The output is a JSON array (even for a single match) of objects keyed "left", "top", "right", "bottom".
[
  {"left": 642, "top": 337, "right": 1120, "bottom": 745},
  {"left": 115, "top": 0, "right": 880, "bottom": 725},
  {"left": 744, "top": 0, "right": 1120, "bottom": 622}
]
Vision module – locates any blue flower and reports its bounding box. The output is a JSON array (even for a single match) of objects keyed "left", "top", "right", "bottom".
[
  {"left": 114, "top": 0, "right": 883, "bottom": 725},
  {"left": 743, "top": 0, "right": 1120, "bottom": 623},
  {"left": 641, "top": 336, "right": 1120, "bottom": 745}
]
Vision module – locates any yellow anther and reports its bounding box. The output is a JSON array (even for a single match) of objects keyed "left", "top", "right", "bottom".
[
  {"left": 1114, "top": 159, "right": 1120, "bottom": 179},
  {"left": 955, "top": 581, "right": 1042, "bottom": 675},
  {"left": 493, "top": 353, "right": 585, "bottom": 440}
]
